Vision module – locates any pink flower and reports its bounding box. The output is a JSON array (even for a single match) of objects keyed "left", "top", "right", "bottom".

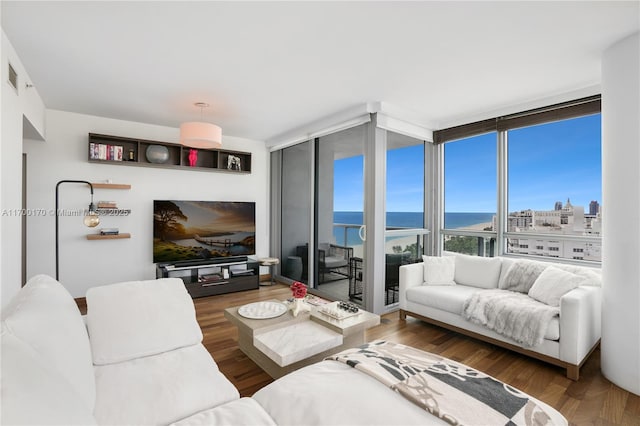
[{"left": 290, "top": 281, "right": 307, "bottom": 299}]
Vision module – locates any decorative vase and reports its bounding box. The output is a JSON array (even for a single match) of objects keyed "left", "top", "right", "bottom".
[
  {"left": 188, "top": 149, "right": 198, "bottom": 167},
  {"left": 145, "top": 145, "right": 169, "bottom": 164},
  {"left": 291, "top": 297, "right": 309, "bottom": 317}
]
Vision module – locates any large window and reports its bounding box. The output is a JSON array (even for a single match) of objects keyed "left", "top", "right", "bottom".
[
  {"left": 507, "top": 114, "right": 602, "bottom": 261},
  {"left": 437, "top": 96, "right": 601, "bottom": 263},
  {"left": 443, "top": 132, "right": 497, "bottom": 256}
]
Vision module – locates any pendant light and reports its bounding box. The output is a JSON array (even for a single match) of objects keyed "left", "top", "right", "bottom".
[{"left": 180, "top": 102, "right": 222, "bottom": 149}]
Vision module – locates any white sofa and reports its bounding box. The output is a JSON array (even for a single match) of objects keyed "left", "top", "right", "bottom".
[
  {"left": 399, "top": 254, "right": 602, "bottom": 380},
  {"left": 1, "top": 275, "right": 275, "bottom": 426},
  {"left": 2, "top": 274, "right": 567, "bottom": 425}
]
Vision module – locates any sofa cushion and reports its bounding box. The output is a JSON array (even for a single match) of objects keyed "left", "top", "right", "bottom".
[
  {"left": 528, "top": 267, "right": 585, "bottom": 307},
  {"left": 94, "top": 343, "right": 239, "bottom": 426},
  {"left": 1, "top": 274, "right": 96, "bottom": 410},
  {"left": 1, "top": 330, "right": 98, "bottom": 425},
  {"left": 172, "top": 398, "right": 276, "bottom": 426},
  {"left": 324, "top": 256, "right": 348, "bottom": 269},
  {"left": 405, "top": 285, "right": 560, "bottom": 340},
  {"left": 422, "top": 255, "right": 456, "bottom": 286},
  {"left": 454, "top": 254, "right": 502, "bottom": 289},
  {"left": 87, "top": 277, "right": 203, "bottom": 365},
  {"left": 551, "top": 264, "right": 602, "bottom": 286},
  {"left": 406, "top": 284, "right": 481, "bottom": 314},
  {"left": 498, "top": 259, "right": 548, "bottom": 293}
]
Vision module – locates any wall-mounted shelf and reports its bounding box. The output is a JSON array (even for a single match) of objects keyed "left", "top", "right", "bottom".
[
  {"left": 88, "top": 133, "right": 252, "bottom": 174},
  {"left": 91, "top": 183, "right": 132, "bottom": 190},
  {"left": 86, "top": 233, "right": 131, "bottom": 240},
  {"left": 88, "top": 183, "right": 131, "bottom": 240}
]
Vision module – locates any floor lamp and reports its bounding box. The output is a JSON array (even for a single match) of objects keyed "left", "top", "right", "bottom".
[{"left": 55, "top": 180, "right": 100, "bottom": 280}]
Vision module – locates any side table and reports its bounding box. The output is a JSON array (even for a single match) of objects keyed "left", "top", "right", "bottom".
[{"left": 259, "top": 257, "right": 279, "bottom": 286}]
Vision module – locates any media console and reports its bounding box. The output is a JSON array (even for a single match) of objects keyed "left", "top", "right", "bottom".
[{"left": 156, "top": 257, "right": 259, "bottom": 298}]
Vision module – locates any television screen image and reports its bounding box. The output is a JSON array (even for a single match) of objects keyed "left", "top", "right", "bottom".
[{"left": 153, "top": 200, "right": 255, "bottom": 263}]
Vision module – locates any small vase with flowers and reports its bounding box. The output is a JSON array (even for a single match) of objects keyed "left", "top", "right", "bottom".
[{"left": 290, "top": 281, "right": 310, "bottom": 317}]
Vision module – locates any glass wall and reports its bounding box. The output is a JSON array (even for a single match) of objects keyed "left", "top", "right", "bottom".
[
  {"left": 443, "top": 132, "right": 497, "bottom": 256},
  {"left": 280, "top": 141, "right": 312, "bottom": 283},
  {"left": 315, "top": 125, "right": 366, "bottom": 304},
  {"left": 384, "top": 132, "right": 426, "bottom": 305},
  {"left": 507, "top": 114, "right": 602, "bottom": 261},
  {"left": 438, "top": 97, "right": 602, "bottom": 263}
]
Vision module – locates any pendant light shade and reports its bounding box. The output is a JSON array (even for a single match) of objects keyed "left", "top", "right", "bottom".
[
  {"left": 180, "top": 121, "right": 222, "bottom": 149},
  {"left": 180, "top": 102, "right": 222, "bottom": 149}
]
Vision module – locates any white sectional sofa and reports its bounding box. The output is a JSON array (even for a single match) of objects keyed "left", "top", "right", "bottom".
[
  {"left": 399, "top": 253, "right": 602, "bottom": 380},
  {"left": 2, "top": 274, "right": 568, "bottom": 425},
  {"left": 0, "top": 275, "right": 269, "bottom": 426}
]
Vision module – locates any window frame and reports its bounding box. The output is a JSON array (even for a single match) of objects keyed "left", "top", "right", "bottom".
[{"left": 436, "top": 95, "right": 602, "bottom": 265}]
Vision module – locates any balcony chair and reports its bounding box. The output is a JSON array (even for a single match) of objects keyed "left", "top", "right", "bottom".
[
  {"left": 296, "top": 243, "right": 353, "bottom": 284},
  {"left": 384, "top": 252, "right": 414, "bottom": 304}
]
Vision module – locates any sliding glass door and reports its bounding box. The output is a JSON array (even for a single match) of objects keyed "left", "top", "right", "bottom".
[
  {"left": 279, "top": 141, "right": 312, "bottom": 284},
  {"left": 272, "top": 115, "right": 431, "bottom": 314},
  {"left": 315, "top": 125, "right": 366, "bottom": 305}
]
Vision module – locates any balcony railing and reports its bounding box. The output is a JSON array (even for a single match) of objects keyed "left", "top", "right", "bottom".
[{"left": 332, "top": 223, "right": 428, "bottom": 306}]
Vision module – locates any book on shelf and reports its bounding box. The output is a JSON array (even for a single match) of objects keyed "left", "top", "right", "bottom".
[
  {"left": 199, "top": 274, "right": 224, "bottom": 283},
  {"left": 97, "top": 201, "right": 118, "bottom": 209},
  {"left": 90, "top": 143, "right": 124, "bottom": 161},
  {"left": 99, "top": 228, "right": 119, "bottom": 235}
]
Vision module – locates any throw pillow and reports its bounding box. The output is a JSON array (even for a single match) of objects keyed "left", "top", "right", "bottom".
[
  {"left": 499, "top": 259, "right": 547, "bottom": 293},
  {"left": 528, "top": 266, "right": 585, "bottom": 307},
  {"left": 422, "top": 255, "right": 456, "bottom": 286},
  {"left": 454, "top": 254, "right": 502, "bottom": 289}
]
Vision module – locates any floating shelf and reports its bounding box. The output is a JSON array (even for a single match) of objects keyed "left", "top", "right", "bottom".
[
  {"left": 86, "top": 233, "right": 131, "bottom": 240},
  {"left": 88, "top": 133, "right": 252, "bottom": 174},
  {"left": 91, "top": 183, "right": 131, "bottom": 190}
]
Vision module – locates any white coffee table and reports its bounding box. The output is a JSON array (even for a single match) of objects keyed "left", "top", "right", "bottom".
[{"left": 224, "top": 299, "right": 380, "bottom": 378}]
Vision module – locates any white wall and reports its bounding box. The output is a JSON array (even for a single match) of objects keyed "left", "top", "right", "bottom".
[
  {"left": 1, "top": 29, "right": 46, "bottom": 308},
  {"left": 601, "top": 31, "right": 640, "bottom": 396},
  {"left": 23, "top": 109, "right": 269, "bottom": 298}
]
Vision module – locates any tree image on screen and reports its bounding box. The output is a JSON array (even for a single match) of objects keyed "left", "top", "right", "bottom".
[
  {"left": 154, "top": 201, "right": 187, "bottom": 241},
  {"left": 153, "top": 200, "right": 256, "bottom": 263}
]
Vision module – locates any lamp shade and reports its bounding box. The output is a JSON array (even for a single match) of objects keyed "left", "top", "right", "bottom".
[{"left": 180, "top": 122, "right": 222, "bottom": 149}]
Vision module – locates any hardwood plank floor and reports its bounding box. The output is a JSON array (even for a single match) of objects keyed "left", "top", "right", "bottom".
[{"left": 95, "top": 282, "right": 637, "bottom": 426}]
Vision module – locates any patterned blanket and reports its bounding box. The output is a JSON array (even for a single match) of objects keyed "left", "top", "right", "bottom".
[{"left": 327, "top": 341, "right": 560, "bottom": 426}]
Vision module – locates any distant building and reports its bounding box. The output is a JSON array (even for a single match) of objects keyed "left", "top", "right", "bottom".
[{"left": 503, "top": 198, "right": 602, "bottom": 261}]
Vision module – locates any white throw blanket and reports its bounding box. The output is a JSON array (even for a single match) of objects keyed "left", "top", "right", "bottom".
[{"left": 462, "top": 289, "right": 559, "bottom": 347}]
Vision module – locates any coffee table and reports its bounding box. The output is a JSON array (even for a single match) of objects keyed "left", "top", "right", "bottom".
[{"left": 224, "top": 300, "right": 380, "bottom": 378}]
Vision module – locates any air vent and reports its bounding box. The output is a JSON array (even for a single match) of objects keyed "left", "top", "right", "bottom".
[{"left": 8, "top": 62, "right": 18, "bottom": 90}]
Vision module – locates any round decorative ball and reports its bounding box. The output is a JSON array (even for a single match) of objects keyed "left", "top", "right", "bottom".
[{"left": 146, "top": 145, "right": 169, "bottom": 164}]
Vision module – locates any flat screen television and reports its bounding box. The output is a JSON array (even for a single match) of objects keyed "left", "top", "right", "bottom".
[{"left": 153, "top": 200, "right": 255, "bottom": 264}]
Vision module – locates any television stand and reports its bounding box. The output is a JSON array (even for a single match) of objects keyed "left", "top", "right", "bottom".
[{"left": 156, "top": 258, "right": 259, "bottom": 298}]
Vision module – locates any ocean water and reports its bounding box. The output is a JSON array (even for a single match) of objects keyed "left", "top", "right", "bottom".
[{"left": 332, "top": 211, "right": 494, "bottom": 246}]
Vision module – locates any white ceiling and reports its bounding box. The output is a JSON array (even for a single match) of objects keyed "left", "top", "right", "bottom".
[{"left": 2, "top": 1, "right": 638, "bottom": 143}]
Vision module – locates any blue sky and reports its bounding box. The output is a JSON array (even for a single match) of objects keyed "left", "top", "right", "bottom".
[{"left": 334, "top": 113, "right": 602, "bottom": 213}]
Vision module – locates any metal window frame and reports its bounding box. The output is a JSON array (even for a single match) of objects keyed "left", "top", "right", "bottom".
[{"left": 438, "top": 97, "right": 602, "bottom": 263}]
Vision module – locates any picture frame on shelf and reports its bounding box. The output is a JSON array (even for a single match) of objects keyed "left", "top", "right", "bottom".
[{"left": 227, "top": 154, "right": 242, "bottom": 171}]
